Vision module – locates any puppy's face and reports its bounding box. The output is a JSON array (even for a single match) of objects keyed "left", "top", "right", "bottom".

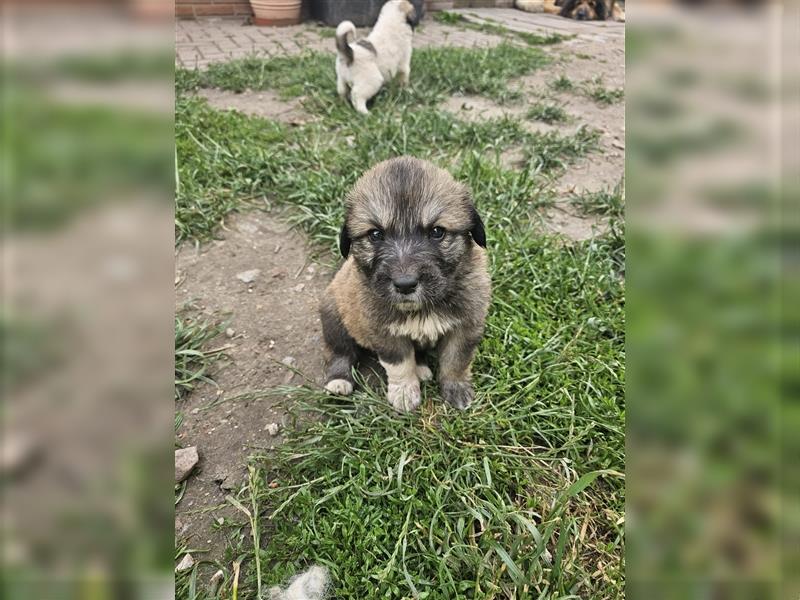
[
  {"left": 564, "top": 0, "right": 605, "bottom": 20},
  {"left": 339, "top": 157, "right": 485, "bottom": 311}
]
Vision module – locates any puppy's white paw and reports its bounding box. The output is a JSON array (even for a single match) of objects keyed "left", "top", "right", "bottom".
[
  {"left": 387, "top": 381, "right": 421, "bottom": 413},
  {"left": 415, "top": 364, "right": 433, "bottom": 382},
  {"left": 325, "top": 378, "right": 353, "bottom": 395}
]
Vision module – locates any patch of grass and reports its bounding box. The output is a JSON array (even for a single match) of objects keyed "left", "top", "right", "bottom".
[
  {"left": 434, "top": 10, "right": 464, "bottom": 25},
  {"left": 570, "top": 182, "right": 625, "bottom": 218},
  {"left": 527, "top": 102, "right": 568, "bottom": 124},
  {"left": 178, "top": 43, "right": 549, "bottom": 106},
  {"left": 315, "top": 26, "right": 336, "bottom": 39},
  {"left": 241, "top": 219, "right": 625, "bottom": 599},
  {"left": 413, "top": 43, "right": 549, "bottom": 103},
  {"left": 174, "top": 42, "right": 596, "bottom": 244},
  {"left": 435, "top": 11, "right": 570, "bottom": 46},
  {"left": 175, "top": 313, "right": 227, "bottom": 401},
  {"left": 524, "top": 126, "right": 600, "bottom": 173},
  {"left": 586, "top": 84, "right": 624, "bottom": 106},
  {"left": 188, "top": 51, "right": 335, "bottom": 96},
  {"left": 175, "top": 97, "right": 595, "bottom": 243},
  {"left": 550, "top": 74, "right": 575, "bottom": 92}
]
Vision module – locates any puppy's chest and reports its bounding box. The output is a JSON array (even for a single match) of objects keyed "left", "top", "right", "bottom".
[{"left": 387, "top": 312, "right": 458, "bottom": 345}]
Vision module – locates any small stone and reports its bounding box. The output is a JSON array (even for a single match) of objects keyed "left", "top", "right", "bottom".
[
  {"left": 175, "top": 446, "right": 199, "bottom": 482},
  {"left": 236, "top": 269, "right": 260, "bottom": 284},
  {"left": 176, "top": 553, "right": 194, "bottom": 572},
  {"left": 190, "top": 408, "right": 200, "bottom": 415},
  {"left": 292, "top": 283, "right": 305, "bottom": 293},
  {"left": 266, "top": 423, "right": 280, "bottom": 436},
  {"left": 225, "top": 327, "right": 235, "bottom": 338},
  {"left": 0, "top": 434, "right": 38, "bottom": 476},
  {"left": 281, "top": 356, "right": 296, "bottom": 367},
  {"left": 269, "top": 340, "right": 275, "bottom": 349},
  {"left": 274, "top": 244, "right": 282, "bottom": 254},
  {"left": 216, "top": 517, "right": 224, "bottom": 526}
]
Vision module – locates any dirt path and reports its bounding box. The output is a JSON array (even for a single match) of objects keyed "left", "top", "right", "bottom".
[{"left": 175, "top": 211, "right": 331, "bottom": 559}]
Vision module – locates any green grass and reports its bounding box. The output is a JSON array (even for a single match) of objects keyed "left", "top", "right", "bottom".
[
  {"left": 315, "top": 26, "right": 336, "bottom": 39},
  {"left": 585, "top": 85, "right": 624, "bottom": 106},
  {"left": 549, "top": 75, "right": 624, "bottom": 106},
  {"left": 175, "top": 314, "right": 227, "bottom": 401},
  {"left": 570, "top": 183, "right": 625, "bottom": 218},
  {"left": 179, "top": 42, "right": 550, "bottom": 104},
  {"left": 175, "top": 43, "right": 597, "bottom": 244},
  {"left": 175, "top": 39, "right": 624, "bottom": 600},
  {"left": 550, "top": 74, "right": 575, "bottom": 92},
  {"left": 527, "top": 102, "right": 569, "bottom": 124},
  {"left": 434, "top": 11, "right": 570, "bottom": 46}
]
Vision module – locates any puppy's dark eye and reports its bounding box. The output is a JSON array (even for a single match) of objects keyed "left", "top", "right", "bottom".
[
  {"left": 368, "top": 229, "right": 384, "bottom": 242},
  {"left": 430, "top": 226, "right": 446, "bottom": 240}
]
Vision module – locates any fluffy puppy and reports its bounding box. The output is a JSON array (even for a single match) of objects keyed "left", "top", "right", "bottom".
[
  {"left": 334, "top": 0, "right": 423, "bottom": 115},
  {"left": 555, "top": 0, "right": 625, "bottom": 21},
  {"left": 320, "top": 157, "right": 491, "bottom": 413}
]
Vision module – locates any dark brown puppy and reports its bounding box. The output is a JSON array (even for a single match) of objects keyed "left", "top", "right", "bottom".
[{"left": 320, "top": 157, "right": 491, "bottom": 412}]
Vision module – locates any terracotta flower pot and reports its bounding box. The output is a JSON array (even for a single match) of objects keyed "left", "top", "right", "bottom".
[{"left": 250, "top": 0, "right": 302, "bottom": 26}]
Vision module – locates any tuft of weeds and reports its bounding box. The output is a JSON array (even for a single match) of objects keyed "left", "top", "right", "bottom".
[
  {"left": 434, "top": 10, "right": 464, "bottom": 25},
  {"left": 570, "top": 182, "right": 625, "bottom": 218},
  {"left": 175, "top": 313, "right": 227, "bottom": 401},
  {"left": 550, "top": 74, "right": 575, "bottom": 92},
  {"left": 527, "top": 102, "right": 568, "bottom": 124},
  {"left": 524, "top": 126, "right": 600, "bottom": 173},
  {"left": 586, "top": 84, "right": 624, "bottom": 106},
  {"left": 549, "top": 75, "right": 624, "bottom": 106}
]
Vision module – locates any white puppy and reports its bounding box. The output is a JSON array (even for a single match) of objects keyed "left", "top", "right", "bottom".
[{"left": 334, "top": 0, "right": 423, "bottom": 115}]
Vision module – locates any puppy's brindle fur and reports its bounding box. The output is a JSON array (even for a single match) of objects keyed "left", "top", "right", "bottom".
[{"left": 320, "top": 157, "right": 491, "bottom": 412}]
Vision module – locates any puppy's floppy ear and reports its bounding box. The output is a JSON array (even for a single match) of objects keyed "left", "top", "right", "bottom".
[
  {"left": 404, "top": 0, "right": 424, "bottom": 28},
  {"left": 594, "top": 0, "right": 608, "bottom": 20},
  {"left": 469, "top": 206, "right": 486, "bottom": 248},
  {"left": 339, "top": 222, "right": 351, "bottom": 258}
]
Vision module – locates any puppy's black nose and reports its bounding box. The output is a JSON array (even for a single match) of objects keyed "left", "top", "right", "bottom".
[
  {"left": 576, "top": 9, "right": 588, "bottom": 19},
  {"left": 393, "top": 275, "right": 418, "bottom": 295}
]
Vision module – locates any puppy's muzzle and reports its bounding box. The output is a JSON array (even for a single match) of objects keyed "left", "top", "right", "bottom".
[
  {"left": 576, "top": 8, "right": 589, "bottom": 19},
  {"left": 392, "top": 274, "right": 419, "bottom": 295}
]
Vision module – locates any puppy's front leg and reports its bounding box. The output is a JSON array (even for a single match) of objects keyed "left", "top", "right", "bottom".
[
  {"left": 378, "top": 342, "right": 421, "bottom": 413},
  {"left": 437, "top": 330, "right": 482, "bottom": 410}
]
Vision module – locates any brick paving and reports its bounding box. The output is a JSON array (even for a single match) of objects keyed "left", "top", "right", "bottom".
[
  {"left": 176, "top": 17, "right": 506, "bottom": 69},
  {"left": 176, "top": 10, "right": 623, "bottom": 69}
]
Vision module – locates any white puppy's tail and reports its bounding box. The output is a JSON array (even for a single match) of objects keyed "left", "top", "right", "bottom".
[{"left": 335, "top": 21, "right": 356, "bottom": 66}]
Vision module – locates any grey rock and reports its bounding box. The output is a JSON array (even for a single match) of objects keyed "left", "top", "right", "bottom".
[
  {"left": 175, "top": 446, "right": 199, "bottom": 482},
  {"left": 236, "top": 269, "right": 260, "bottom": 283}
]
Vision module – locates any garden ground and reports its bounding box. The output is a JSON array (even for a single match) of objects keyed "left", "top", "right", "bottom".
[{"left": 175, "top": 8, "right": 625, "bottom": 599}]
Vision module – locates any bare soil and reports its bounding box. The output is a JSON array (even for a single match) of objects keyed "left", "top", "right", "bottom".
[{"left": 175, "top": 211, "right": 331, "bottom": 559}]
